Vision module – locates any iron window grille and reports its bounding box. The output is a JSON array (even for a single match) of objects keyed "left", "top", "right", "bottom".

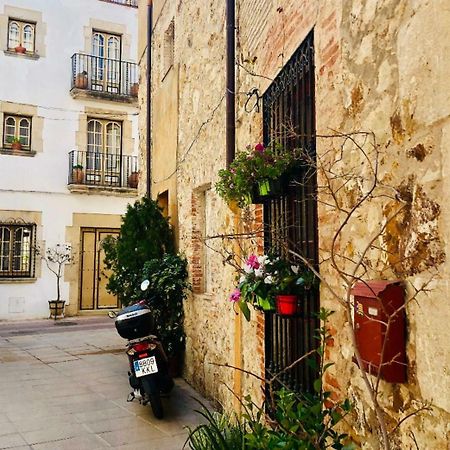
[
  {"left": 262, "top": 30, "right": 319, "bottom": 394},
  {"left": 0, "top": 223, "right": 36, "bottom": 278}
]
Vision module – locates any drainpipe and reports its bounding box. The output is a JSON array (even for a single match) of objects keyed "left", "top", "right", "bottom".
[
  {"left": 146, "top": 0, "right": 153, "bottom": 198},
  {"left": 226, "top": 0, "right": 235, "bottom": 168}
]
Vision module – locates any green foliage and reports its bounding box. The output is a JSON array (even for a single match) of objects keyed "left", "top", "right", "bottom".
[
  {"left": 230, "top": 254, "right": 318, "bottom": 321},
  {"left": 215, "top": 143, "right": 299, "bottom": 207},
  {"left": 102, "top": 197, "right": 175, "bottom": 306},
  {"left": 141, "top": 254, "right": 190, "bottom": 357},
  {"left": 186, "top": 309, "right": 355, "bottom": 450},
  {"left": 185, "top": 406, "right": 246, "bottom": 450},
  {"left": 7, "top": 136, "right": 25, "bottom": 145}
]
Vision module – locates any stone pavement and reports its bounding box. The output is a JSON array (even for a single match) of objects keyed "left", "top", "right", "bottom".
[{"left": 0, "top": 317, "right": 209, "bottom": 450}]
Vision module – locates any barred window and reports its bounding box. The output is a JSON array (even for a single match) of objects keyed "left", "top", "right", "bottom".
[{"left": 0, "top": 224, "right": 35, "bottom": 278}]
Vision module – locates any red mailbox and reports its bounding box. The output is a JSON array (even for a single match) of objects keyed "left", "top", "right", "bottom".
[{"left": 351, "top": 280, "right": 407, "bottom": 383}]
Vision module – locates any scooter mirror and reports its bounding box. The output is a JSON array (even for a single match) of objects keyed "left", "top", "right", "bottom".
[
  {"left": 141, "top": 279, "right": 150, "bottom": 291},
  {"left": 107, "top": 311, "right": 117, "bottom": 318}
]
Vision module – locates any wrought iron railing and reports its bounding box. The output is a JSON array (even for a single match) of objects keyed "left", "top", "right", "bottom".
[
  {"left": 68, "top": 150, "right": 139, "bottom": 189},
  {"left": 99, "top": 0, "right": 138, "bottom": 7},
  {"left": 71, "top": 53, "right": 139, "bottom": 98}
]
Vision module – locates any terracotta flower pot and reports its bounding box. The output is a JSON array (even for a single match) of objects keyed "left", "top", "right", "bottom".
[
  {"left": 276, "top": 294, "right": 298, "bottom": 316},
  {"left": 75, "top": 73, "right": 88, "bottom": 89},
  {"left": 11, "top": 142, "right": 22, "bottom": 151},
  {"left": 130, "top": 83, "right": 139, "bottom": 97},
  {"left": 72, "top": 168, "right": 84, "bottom": 184},
  {"left": 128, "top": 171, "right": 139, "bottom": 188},
  {"left": 14, "top": 45, "right": 26, "bottom": 54}
]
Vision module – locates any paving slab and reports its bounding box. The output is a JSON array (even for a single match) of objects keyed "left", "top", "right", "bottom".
[{"left": 0, "top": 316, "right": 210, "bottom": 450}]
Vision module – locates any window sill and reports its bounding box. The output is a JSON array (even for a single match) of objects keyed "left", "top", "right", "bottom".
[
  {"left": 4, "top": 50, "right": 40, "bottom": 60},
  {"left": 0, "top": 277, "right": 37, "bottom": 284},
  {"left": 0, "top": 148, "right": 36, "bottom": 157}
]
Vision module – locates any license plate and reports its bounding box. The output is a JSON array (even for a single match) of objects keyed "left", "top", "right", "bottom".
[{"left": 133, "top": 356, "right": 158, "bottom": 377}]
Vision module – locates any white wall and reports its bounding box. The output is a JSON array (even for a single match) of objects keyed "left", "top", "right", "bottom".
[{"left": 0, "top": 0, "right": 139, "bottom": 319}]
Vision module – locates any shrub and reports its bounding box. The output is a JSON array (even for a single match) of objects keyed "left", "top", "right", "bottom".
[
  {"left": 102, "top": 197, "right": 174, "bottom": 305},
  {"left": 141, "top": 254, "right": 190, "bottom": 357}
]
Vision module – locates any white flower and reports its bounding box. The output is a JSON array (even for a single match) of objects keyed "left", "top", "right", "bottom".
[
  {"left": 257, "top": 255, "right": 269, "bottom": 265},
  {"left": 243, "top": 264, "right": 253, "bottom": 274},
  {"left": 291, "top": 265, "right": 299, "bottom": 274},
  {"left": 239, "top": 275, "right": 246, "bottom": 283},
  {"left": 254, "top": 268, "right": 264, "bottom": 278},
  {"left": 264, "top": 275, "right": 273, "bottom": 284}
]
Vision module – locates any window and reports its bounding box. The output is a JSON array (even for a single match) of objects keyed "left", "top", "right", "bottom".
[
  {"left": 0, "top": 224, "right": 35, "bottom": 278},
  {"left": 3, "top": 115, "right": 31, "bottom": 149},
  {"left": 8, "top": 19, "right": 35, "bottom": 53},
  {"left": 86, "top": 118, "right": 122, "bottom": 184},
  {"left": 91, "top": 31, "right": 122, "bottom": 92},
  {"left": 263, "top": 31, "right": 318, "bottom": 394}
]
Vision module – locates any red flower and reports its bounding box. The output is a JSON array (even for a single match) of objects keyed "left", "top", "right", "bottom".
[{"left": 254, "top": 143, "right": 265, "bottom": 153}]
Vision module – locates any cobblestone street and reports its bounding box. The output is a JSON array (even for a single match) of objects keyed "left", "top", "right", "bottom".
[{"left": 0, "top": 317, "right": 206, "bottom": 450}]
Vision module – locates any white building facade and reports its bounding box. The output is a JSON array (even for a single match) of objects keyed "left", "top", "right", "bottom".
[{"left": 0, "top": 0, "right": 139, "bottom": 319}]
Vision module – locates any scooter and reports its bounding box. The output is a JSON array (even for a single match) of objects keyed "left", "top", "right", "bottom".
[{"left": 108, "top": 280, "right": 174, "bottom": 419}]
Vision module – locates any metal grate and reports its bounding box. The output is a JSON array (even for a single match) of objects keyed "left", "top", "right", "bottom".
[
  {"left": 71, "top": 53, "right": 138, "bottom": 98},
  {"left": 68, "top": 150, "right": 138, "bottom": 188},
  {"left": 0, "top": 223, "right": 36, "bottom": 278},
  {"left": 262, "top": 30, "right": 319, "bottom": 394}
]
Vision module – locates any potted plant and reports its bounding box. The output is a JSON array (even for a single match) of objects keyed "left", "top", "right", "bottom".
[
  {"left": 71, "top": 164, "right": 84, "bottom": 184},
  {"left": 215, "top": 143, "right": 301, "bottom": 207},
  {"left": 7, "top": 137, "right": 24, "bottom": 151},
  {"left": 229, "top": 254, "right": 276, "bottom": 321},
  {"left": 14, "top": 43, "right": 26, "bottom": 54},
  {"left": 40, "top": 244, "right": 74, "bottom": 320},
  {"left": 270, "top": 257, "right": 317, "bottom": 317},
  {"left": 130, "top": 82, "right": 139, "bottom": 97},
  {"left": 229, "top": 254, "right": 317, "bottom": 320},
  {"left": 74, "top": 71, "right": 88, "bottom": 89},
  {"left": 128, "top": 170, "right": 139, "bottom": 188}
]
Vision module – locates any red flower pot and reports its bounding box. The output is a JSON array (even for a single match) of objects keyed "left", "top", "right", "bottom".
[
  {"left": 276, "top": 295, "right": 298, "bottom": 316},
  {"left": 14, "top": 45, "right": 26, "bottom": 54}
]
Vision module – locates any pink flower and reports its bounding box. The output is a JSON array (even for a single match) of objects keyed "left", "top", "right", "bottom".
[
  {"left": 229, "top": 288, "right": 241, "bottom": 302},
  {"left": 246, "top": 254, "right": 260, "bottom": 269},
  {"left": 255, "top": 143, "right": 265, "bottom": 153}
]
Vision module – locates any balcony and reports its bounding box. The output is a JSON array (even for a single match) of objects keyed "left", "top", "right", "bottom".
[
  {"left": 70, "top": 53, "right": 139, "bottom": 103},
  {"left": 98, "top": 0, "right": 138, "bottom": 7},
  {"left": 68, "top": 150, "right": 139, "bottom": 194}
]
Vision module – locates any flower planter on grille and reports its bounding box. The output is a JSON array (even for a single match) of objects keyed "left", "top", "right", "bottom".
[
  {"left": 251, "top": 177, "right": 287, "bottom": 204},
  {"left": 275, "top": 294, "right": 298, "bottom": 317}
]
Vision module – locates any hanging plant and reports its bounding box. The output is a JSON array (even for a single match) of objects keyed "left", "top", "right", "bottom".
[{"left": 215, "top": 143, "right": 301, "bottom": 207}]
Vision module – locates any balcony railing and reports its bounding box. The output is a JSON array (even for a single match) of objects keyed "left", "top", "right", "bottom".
[
  {"left": 99, "top": 0, "right": 138, "bottom": 7},
  {"left": 71, "top": 53, "right": 139, "bottom": 100},
  {"left": 68, "top": 150, "right": 139, "bottom": 189}
]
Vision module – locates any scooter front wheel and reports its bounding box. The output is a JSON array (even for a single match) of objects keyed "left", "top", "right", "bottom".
[{"left": 141, "top": 377, "right": 163, "bottom": 419}]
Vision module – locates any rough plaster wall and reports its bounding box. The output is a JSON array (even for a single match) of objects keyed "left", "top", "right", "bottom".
[
  {"left": 140, "top": 0, "right": 450, "bottom": 445},
  {"left": 237, "top": 0, "right": 450, "bottom": 447},
  {"left": 316, "top": 0, "right": 450, "bottom": 448},
  {"left": 171, "top": 0, "right": 239, "bottom": 411}
]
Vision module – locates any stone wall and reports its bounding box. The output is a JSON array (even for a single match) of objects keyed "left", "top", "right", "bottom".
[{"left": 139, "top": 0, "right": 450, "bottom": 446}]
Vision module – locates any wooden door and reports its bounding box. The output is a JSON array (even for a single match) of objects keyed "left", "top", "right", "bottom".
[{"left": 80, "top": 228, "right": 120, "bottom": 310}]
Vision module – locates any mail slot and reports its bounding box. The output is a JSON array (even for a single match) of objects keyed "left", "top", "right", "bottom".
[{"left": 351, "top": 280, "right": 406, "bottom": 383}]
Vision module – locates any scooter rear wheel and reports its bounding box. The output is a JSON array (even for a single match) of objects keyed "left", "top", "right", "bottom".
[{"left": 141, "top": 377, "right": 164, "bottom": 419}]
